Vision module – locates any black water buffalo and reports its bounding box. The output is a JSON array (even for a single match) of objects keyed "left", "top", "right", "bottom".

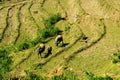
[
  {"left": 44, "top": 46, "right": 52, "bottom": 58},
  {"left": 54, "top": 35, "right": 64, "bottom": 46},
  {"left": 37, "top": 44, "right": 45, "bottom": 57},
  {"left": 47, "top": 46, "right": 52, "bottom": 55},
  {"left": 81, "top": 35, "right": 88, "bottom": 43}
]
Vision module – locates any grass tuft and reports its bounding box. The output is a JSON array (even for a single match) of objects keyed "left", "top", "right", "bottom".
[
  {"left": 0, "top": 49, "right": 12, "bottom": 80},
  {"left": 112, "top": 50, "right": 120, "bottom": 64},
  {"left": 85, "top": 72, "right": 113, "bottom": 80}
]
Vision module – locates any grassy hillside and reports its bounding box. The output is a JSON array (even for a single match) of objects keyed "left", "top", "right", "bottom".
[{"left": 0, "top": 0, "right": 120, "bottom": 80}]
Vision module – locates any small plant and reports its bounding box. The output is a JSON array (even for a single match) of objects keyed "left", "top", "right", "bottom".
[
  {"left": 112, "top": 58, "right": 119, "bottom": 64},
  {"left": 34, "top": 13, "right": 61, "bottom": 42},
  {"left": 45, "top": 13, "right": 61, "bottom": 27},
  {"left": 51, "top": 75, "right": 65, "bottom": 80},
  {"left": 17, "top": 40, "right": 30, "bottom": 51},
  {"left": 0, "top": 0, "right": 4, "bottom": 2},
  {"left": 0, "top": 0, "right": 9, "bottom": 2},
  {"left": 85, "top": 72, "right": 94, "bottom": 80},
  {"left": 51, "top": 70, "right": 78, "bottom": 80},
  {"left": 31, "top": 35, "right": 42, "bottom": 46},
  {"left": 0, "top": 49, "right": 12, "bottom": 80},
  {"left": 21, "top": 70, "right": 45, "bottom": 80},
  {"left": 40, "top": 27, "right": 60, "bottom": 38},
  {"left": 64, "top": 26, "right": 71, "bottom": 32},
  {"left": 85, "top": 72, "right": 112, "bottom": 80},
  {"left": 18, "top": 42, "right": 29, "bottom": 50},
  {"left": 112, "top": 50, "right": 120, "bottom": 64}
]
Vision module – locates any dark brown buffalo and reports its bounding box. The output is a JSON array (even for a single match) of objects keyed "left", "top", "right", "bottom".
[
  {"left": 54, "top": 35, "right": 63, "bottom": 46},
  {"left": 37, "top": 44, "right": 45, "bottom": 57},
  {"left": 47, "top": 46, "right": 52, "bottom": 55}
]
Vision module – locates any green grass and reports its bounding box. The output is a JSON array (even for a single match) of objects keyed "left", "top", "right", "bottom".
[
  {"left": 51, "top": 70, "right": 78, "bottom": 80},
  {"left": 44, "top": 13, "right": 62, "bottom": 27},
  {"left": 0, "top": 49, "right": 12, "bottom": 80},
  {"left": 112, "top": 50, "right": 120, "bottom": 64},
  {"left": 85, "top": 72, "right": 112, "bottom": 80},
  {"left": 0, "top": 0, "right": 6, "bottom": 2},
  {"left": 0, "top": 0, "right": 120, "bottom": 80}
]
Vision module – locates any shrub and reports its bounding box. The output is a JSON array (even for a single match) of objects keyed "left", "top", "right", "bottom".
[
  {"left": 48, "top": 27, "right": 60, "bottom": 36},
  {"left": 0, "top": 0, "right": 3, "bottom": 2},
  {"left": 64, "top": 70, "right": 77, "bottom": 80},
  {"left": 112, "top": 58, "right": 118, "bottom": 64},
  {"left": 45, "top": 13, "right": 61, "bottom": 27},
  {"left": 31, "top": 13, "right": 61, "bottom": 45},
  {"left": 85, "top": 72, "right": 95, "bottom": 80},
  {"left": 17, "top": 41, "right": 30, "bottom": 51},
  {"left": 40, "top": 27, "right": 60, "bottom": 38},
  {"left": 31, "top": 36, "right": 42, "bottom": 46},
  {"left": 112, "top": 50, "right": 120, "bottom": 64},
  {"left": 21, "top": 70, "right": 45, "bottom": 80},
  {"left": 22, "top": 13, "right": 61, "bottom": 48},
  {"left": 51, "top": 70, "right": 78, "bottom": 80},
  {"left": 64, "top": 26, "right": 71, "bottom": 32},
  {"left": 51, "top": 75, "right": 65, "bottom": 80},
  {"left": 0, "top": 49, "right": 12, "bottom": 80},
  {"left": 0, "top": 0, "right": 8, "bottom": 2},
  {"left": 40, "top": 28, "right": 50, "bottom": 38},
  {"left": 117, "top": 54, "right": 120, "bottom": 59},
  {"left": 20, "top": 42, "right": 29, "bottom": 50},
  {"left": 85, "top": 72, "right": 112, "bottom": 80}
]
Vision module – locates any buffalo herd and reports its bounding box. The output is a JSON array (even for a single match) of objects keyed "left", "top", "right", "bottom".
[
  {"left": 37, "top": 35, "right": 88, "bottom": 58},
  {"left": 36, "top": 34, "right": 88, "bottom": 58},
  {"left": 37, "top": 35, "right": 64, "bottom": 58}
]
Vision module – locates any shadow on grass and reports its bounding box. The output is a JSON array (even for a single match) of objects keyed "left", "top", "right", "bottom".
[{"left": 61, "top": 43, "right": 69, "bottom": 47}]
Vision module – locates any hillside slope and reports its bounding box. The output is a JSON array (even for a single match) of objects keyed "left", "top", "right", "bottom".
[{"left": 0, "top": 0, "right": 120, "bottom": 79}]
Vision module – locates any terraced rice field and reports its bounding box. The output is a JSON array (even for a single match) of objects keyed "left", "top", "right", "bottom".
[{"left": 0, "top": 0, "right": 120, "bottom": 79}]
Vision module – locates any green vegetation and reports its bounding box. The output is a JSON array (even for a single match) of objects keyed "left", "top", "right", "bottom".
[
  {"left": 51, "top": 75, "right": 66, "bottom": 80},
  {"left": 0, "top": 0, "right": 9, "bottom": 2},
  {"left": 45, "top": 13, "right": 61, "bottom": 27},
  {"left": 21, "top": 70, "right": 45, "bottom": 80},
  {"left": 112, "top": 50, "right": 120, "bottom": 64},
  {"left": 31, "top": 34, "right": 43, "bottom": 46},
  {"left": 17, "top": 41, "right": 30, "bottom": 51},
  {"left": 16, "top": 26, "right": 60, "bottom": 51},
  {"left": 42, "top": 13, "right": 62, "bottom": 38},
  {"left": 16, "top": 37, "right": 31, "bottom": 51},
  {"left": 51, "top": 70, "right": 78, "bottom": 80},
  {"left": 64, "top": 26, "right": 71, "bottom": 32},
  {"left": 31, "top": 26, "right": 60, "bottom": 46},
  {"left": 31, "top": 13, "right": 61, "bottom": 46},
  {"left": 0, "top": 49, "right": 12, "bottom": 80},
  {"left": 16, "top": 13, "right": 61, "bottom": 51},
  {"left": 85, "top": 72, "right": 112, "bottom": 80},
  {"left": 0, "top": 0, "right": 5, "bottom": 2},
  {"left": 40, "top": 27, "right": 60, "bottom": 38},
  {"left": 0, "top": 0, "right": 120, "bottom": 80},
  {"left": 20, "top": 70, "right": 78, "bottom": 80}
]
